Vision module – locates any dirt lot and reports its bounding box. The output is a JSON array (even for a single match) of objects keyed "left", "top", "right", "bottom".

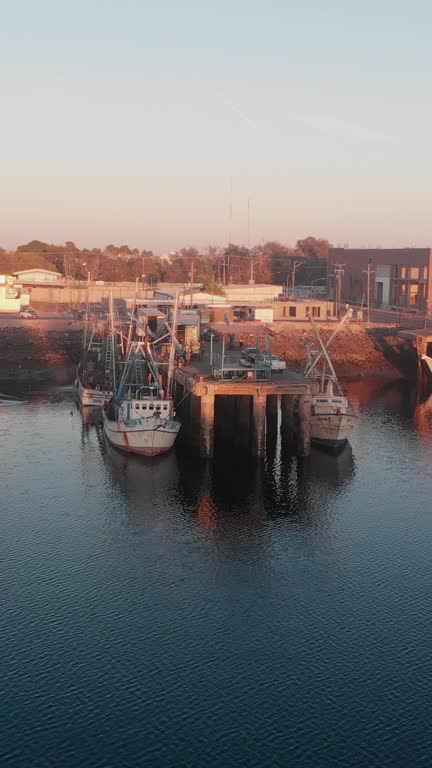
[{"left": 270, "top": 323, "right": 418, "bottom": 378}]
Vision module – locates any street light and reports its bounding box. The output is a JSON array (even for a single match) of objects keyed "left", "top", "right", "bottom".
[{"left": 249, "top": 259, "right": 259, "bottom": 285}]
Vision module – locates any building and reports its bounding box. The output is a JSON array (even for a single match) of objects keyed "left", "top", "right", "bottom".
[
  {"left": 12, "top": 268, "right": 65, "bottom": 286},
  {"left": 223, "top": 284, "right": 283, "bottom": 303},
  {"left": 272, "top": 299, "right": 334, "bottom": 321},
  {"left": 329, "top": 248, "right": 432, "bottom": 310},
  {"left": 0, "top": 275, "right": 30, "bottom": 313}
]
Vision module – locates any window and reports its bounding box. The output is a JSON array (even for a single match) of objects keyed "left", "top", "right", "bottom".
[
  {"left": 409, "top": 284, "right": 419, "bottom": 306},
  {"left": 401, "top": 266, "right": 407, "bottom": 279},
  {"left": 423, "top": 266, "right": 428, "bottom": 281},
  {"left": 289, "top": 306, "right": 297, "bottom": 317},
  {"left": 312, "top": 306, "right": 321, "bottom": 318},
  {"left": 411, "top": 267, "right": 419, "bottom": 280}
]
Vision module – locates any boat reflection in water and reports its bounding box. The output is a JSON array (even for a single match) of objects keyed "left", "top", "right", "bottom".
[
  {"left": 76, "top": 387, "right": 357, "bottom": 538},
  {"left": 413, "top": 392, "right": 432, "bottom": 446},
  {"left": 94, "top": 429, "right": 356, "bottom": 544}
]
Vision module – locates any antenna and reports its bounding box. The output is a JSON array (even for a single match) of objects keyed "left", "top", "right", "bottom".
[
  {"left": 247, "top": 197, "right": 251, "bottom": 248},
  {"left": 228, "top": 177, "right": 233, "bottom": 244}
]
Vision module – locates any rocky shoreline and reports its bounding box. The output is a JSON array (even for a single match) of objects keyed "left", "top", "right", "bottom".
[
  {"left": 0, "top": 324, "right": 419, "bottom": 384},
  {"left": 271, "top": 324, "right": 418, "bottom": 380}
]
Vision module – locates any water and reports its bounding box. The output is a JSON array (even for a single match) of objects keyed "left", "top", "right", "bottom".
[{"left": 1, "top": 379, "right": 432, "bottom": 767}]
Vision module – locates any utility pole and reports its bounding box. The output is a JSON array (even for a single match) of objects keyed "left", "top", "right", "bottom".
[
  {"left": 291, "top": 260, "right": 305, "bottom": 299},
  {"left": 190, "top": 257, "right": 194, "bottom": 309},
  {"left": 249, "top": 259, "right": 255, "bottom": 285},
  {"left": 228, "top": 177, "right": 233, "bottom": 244},
  {"left": 332, "top": 263, "right": 345, "bottom": 317},
  {"left": 362, "top": 259, "right": 375, "bottom": 324}
]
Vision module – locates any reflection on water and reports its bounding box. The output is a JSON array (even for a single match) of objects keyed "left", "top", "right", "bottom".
[{"left": 3, "top": 376, "right": 432, "bottom": 767}]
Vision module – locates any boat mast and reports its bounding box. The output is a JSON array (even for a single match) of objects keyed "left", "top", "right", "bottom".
[
  {"left": 305, "top": 308, "right": 352, "bottom": 378},
  {"left": 167, "top": 293, "right": 179, "bottom": 398},
  {"left": 308, "top": 315, "right": 342, "bottom": 394},
  {"left": 109, "top": 291, "right": 117, "bottom": 394},
  {"left": 83, "top": 276, "right": 90, "bottom": 350},
  {"left": 126, "top": 278, "right": 139, "bottom": 356}
]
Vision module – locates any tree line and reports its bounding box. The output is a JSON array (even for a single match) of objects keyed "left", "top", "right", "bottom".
[{"left": 0, "top": 236, "right": 330, "bottom": 290}]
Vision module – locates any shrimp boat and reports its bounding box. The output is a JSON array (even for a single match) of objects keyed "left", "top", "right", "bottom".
[
  {"left": 305, "top": 309, "right": 357, "bottom": 451},
  {"left": 102, "top": 296, "right": 181, "bottom": 457},
  {"left": 75, "top": 327, "right": 113, "bottom": 407}
]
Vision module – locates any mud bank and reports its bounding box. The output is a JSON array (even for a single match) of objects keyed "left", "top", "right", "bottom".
[
  {"left": 0, "top": 328, "right": 82, "bottom": 382},
  {"left": 271, "top": 325, "right": 418, "bottom": 379},
  {"left": 0, "top": 324, "right": 419, "bottom": 384}
]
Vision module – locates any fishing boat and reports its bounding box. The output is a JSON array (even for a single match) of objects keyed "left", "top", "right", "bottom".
[
  {"left": 304, "top": 310, "right": 357, "bottom": 451},
  {"left": 421, "top": 353, "right": 432, "bottom": 376},
  {"left": 75, "top": 327, "right": 113, "bottom": 407},
  {"left": 102, "top": 295, "right": 181, "bottom": 457}
]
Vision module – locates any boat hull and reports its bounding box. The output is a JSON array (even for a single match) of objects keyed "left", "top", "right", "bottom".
[
  {"left": 76, "top": 378, "right": 111, "bottom": 407},
  {"left": 421, "top": 354, "right": 432, "bottom": 375},
  {"left": 103, "top": 412, "right": 181, "bottom": 457},
  {"left": 311, "top": 412, "right": 357, "bottom": 451}
]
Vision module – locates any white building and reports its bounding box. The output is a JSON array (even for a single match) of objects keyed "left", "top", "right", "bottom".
[
  {"left": 224, "top": 284, "right": 283, "bottom": 303},
  {"left": 12, "top": 268, "right": 65, "bottom": 286}
]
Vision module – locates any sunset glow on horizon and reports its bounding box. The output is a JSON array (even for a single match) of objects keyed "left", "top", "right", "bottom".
[{"left": 1, "top": 0, "right": 432, "bottom": 252}]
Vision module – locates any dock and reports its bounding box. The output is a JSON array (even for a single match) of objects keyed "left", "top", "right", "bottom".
[
  {"left": 397, "top": 328, "right": 432, "bottom": 387},
  {"left": 169, "top": 330, "right": 312, "bottom": 458}
]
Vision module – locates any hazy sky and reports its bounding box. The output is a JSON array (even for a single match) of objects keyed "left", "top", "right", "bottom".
[{"left": 1, "top": 0, "right": 431, "bottom": 252}]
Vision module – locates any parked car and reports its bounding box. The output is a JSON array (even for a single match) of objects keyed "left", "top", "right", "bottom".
[
  {"left": 260, "top": 354, "right": 286, "bottom": 371},
  {"left": 19, "top": 308, "right": 38, "bottom": 319},
  {"left": 239, "top": 347, "right": 261, "bottom": 367}
]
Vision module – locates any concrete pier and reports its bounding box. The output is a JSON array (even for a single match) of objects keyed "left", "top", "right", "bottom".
[
  {"left": 266, "top": 394, "right": 279, "bottom": 436},
  {"left": 200, "top": 394, "right": 215, "bottom": 458},
  {"left": 297, "top": 395, "right": 312, "bottom": 457},
  {"left": 252, "top": 394, "right": 267, "bottom": 456},
  {"left": 281, "top": 394, "right": 296, "bottom": 450},
  {"left": 173, "top": 365, "right": 311, "bottom": 459}
]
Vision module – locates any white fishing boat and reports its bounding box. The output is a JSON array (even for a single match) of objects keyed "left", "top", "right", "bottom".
[
  {"left": 421, "top": 353, "right": 432, "bottom": 376},
  {"left": 305, "top": 310, "right": 358, "bottom": 451},
  {"left": 102, "top": 294, "right": 181, "bottom": 457},
  {"left": 103, "top": 386, "right": 181, "bottom": 456}
]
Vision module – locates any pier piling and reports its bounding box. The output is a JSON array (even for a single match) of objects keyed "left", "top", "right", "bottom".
[
  {"left": 173, "top": 361, "right": 311, "bottom": 458},
  {"left": 200, "top": 393, "right": 215, "bottom": 458},
  {"left": 252, "top": 394, "right": 267, "bottom": 456}
]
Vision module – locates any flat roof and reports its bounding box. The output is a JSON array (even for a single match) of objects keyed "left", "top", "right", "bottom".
[{"left": 209, "top": 321, "right": 274, "bottom": 336}]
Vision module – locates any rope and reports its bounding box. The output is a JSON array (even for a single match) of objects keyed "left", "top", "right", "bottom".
[{"left": 175, "top": 389, "right": 192, "bottom": 409}]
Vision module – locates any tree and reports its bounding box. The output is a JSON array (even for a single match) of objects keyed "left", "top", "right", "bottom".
[
  {"left": 296, "top": 237, "right": 331, "bottom": 261},
  {"left": 17, "top": 240, "right": 51, "bottom": 253}
]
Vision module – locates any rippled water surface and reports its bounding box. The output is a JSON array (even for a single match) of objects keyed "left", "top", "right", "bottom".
[{"left": 2, "top": 379, "right": 432, "bottom": 767}]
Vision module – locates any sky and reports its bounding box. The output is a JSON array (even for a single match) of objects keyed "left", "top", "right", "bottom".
[{"left": 1, "top": 0, "right": 432, "bottom": 252}]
